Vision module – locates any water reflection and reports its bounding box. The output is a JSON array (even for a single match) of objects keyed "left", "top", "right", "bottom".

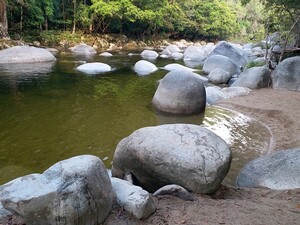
[
  {"left": 0, "top": 61, "right": 55, "bottom": 75},
  {"left": 156, "top": 113, "right": 204, "bottom": 125},
  {"left": 202, "top": 106, "right": 271, "bottom": 184}
]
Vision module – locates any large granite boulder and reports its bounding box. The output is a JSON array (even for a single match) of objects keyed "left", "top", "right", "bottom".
[
  {"left": 203, "top": 55, "right": 241, "bottom": 75},
  {"left": 134, "top": 60, "right": 158, "bottom": 76},
  {"left": 71, "top": 44, "right": 97, "bottom": 54},
  {"left": 272, "top": 56, "right": 300, "bottom": 91},
  {"left": 236, "top": 148, "right": 300, "bottom": 190},
  {"left": 112, "top": 124, "right": 232, "bottom": 194},
  {"left": 210, "top": 41, "right": 250, "bottom": 67},
  {"left": 152, "top": 70, "right": 206, "bottom": 115},
  {"left": 0, "top": 46, "right": 56, "bottom": 63},
  {"left": 231, "top": 66, "right": 271, "bottom": 89},
  {"left": 77, "top": 62, "right": 112, "bottom": 74},
  {"left": 110, "top": 178, "right": 156, "bottom": 219},
  {"left": 0, "top": 155, "right": 113, "bottom": 225}
]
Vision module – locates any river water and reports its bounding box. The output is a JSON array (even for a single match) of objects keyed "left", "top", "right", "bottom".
[{"left": 0, "top": 51, "right": 270, "bottom": 185}]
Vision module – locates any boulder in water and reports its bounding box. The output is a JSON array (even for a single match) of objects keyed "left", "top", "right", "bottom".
[
  {"left": 0, "top": 46, "right": 56, "bottom": 63},
  {"left": 71, "top": 44, "right": 97, "bottom": 54},
  {"left": 77, "top": 62, "right": 112, "bottom": 74},
  {"left": 133, "top": 60, "right": 158, "bottom": 76},
  {"left": 152, "top": 70, "right": 206, "bottom": 115}
]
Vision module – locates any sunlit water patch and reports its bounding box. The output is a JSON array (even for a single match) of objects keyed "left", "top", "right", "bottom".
[{"left": 0, "top": 51, "right": 271, "bottom": 186}]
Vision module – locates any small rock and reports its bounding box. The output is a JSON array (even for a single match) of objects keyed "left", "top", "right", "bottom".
[{"left": 111, "top": 177, "right": 156, "bottom": 219}]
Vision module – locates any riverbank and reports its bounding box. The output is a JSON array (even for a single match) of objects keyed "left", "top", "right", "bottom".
[{"left": 103, "top": 88, "right": 300, "bottom": 225}]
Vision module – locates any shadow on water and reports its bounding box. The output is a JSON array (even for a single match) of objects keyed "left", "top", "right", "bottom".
[{"left": 0, "top": 51, "right": 271, "bottom": 186}]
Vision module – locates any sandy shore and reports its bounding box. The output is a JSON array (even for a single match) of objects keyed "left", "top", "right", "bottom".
[{"left": 1, "top": 88, "right": 300, "bottom": 225}]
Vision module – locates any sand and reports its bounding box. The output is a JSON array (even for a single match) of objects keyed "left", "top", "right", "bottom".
[{"left": 1, "top": 88, "right": 300, "bottom": 225}]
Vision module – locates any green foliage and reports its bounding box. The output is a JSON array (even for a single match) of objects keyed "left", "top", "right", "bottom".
[
  {"left": 5, "top": 0, "right": 297, "bottom": 43},
  {"left": 245, "top": 60, "right": 266, "bottom": 68}
]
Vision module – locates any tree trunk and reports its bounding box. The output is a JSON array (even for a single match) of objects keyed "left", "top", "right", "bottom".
[
  {"left": 72, "top": 0, "right": 76, "bottom": 34},
  {"left": 0, "top": 0, "right": 9, "bottom": 39}
]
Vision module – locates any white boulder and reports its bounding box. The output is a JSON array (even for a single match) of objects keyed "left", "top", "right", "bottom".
[
  {"left": 133, "top": 60, "right": 158, "bottom": 76},
  {"left": 0, "top": 46, "right": 56, "bottom": 63},
  {"left": 77, "top": 62, "right": 112, "bottom": 74}
]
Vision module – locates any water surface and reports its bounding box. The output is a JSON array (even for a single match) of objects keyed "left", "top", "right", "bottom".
[{"left": 0, "top": 51, "right": 270, "bottom": 185}]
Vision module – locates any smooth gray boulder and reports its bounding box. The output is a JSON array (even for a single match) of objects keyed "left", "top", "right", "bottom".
[
  {"left": 0, "top": 155, "right": 113, "bottom": 225},
  {"left": 152, "top": 70, "right": 206, "bottom": 115},
  {"left": 141, "top": 50, "right": 159, "bottom": 59},
  {"left": 221, "top": 87, "right": 252, "bottom": 98},
  {"left": 171, "top": 52, "right": 184, "bottom": 60},
  {"left": 71, "top": 44, "right": 96, "bottom": 54},
  {"left": 231, "top": 66, "right": 271, "bottom": 89},
  {"left": 206, "top": 86, "right": 251, "bottom": 104},
  {"left": 111, "top": 177, "right": 156, "bottom": 219},
  {"left": 77, "top": 62, "right": 112, "bottom": 74},
  {"left": 163, "top": 63, "right": 199, "bottom": 72},
  {"left": 207, "top": 68, "right": 231, "bottom": 84},
  {"left": 183, "top": 46, "right": 206, "bottom": 61},
  {"left": 272, "top": 56, "right": 300, "bottom": 91},
  {"left": 236, "top": 148, "right": 300, "bottom": 190},
  {"left": 165, "top": 44, "right": 181, "bottom": 54},
  {"left": 0, "top": 46, "right": 56, "bottom": 63},
  {"left": 134, "top": 60, "right": 158, "bottom": 76},
  {"left": 203, "top": 55, "right": 241, "bottom": 75},
  {"left": 210, "top": 41, "right": 250, "bottom": 67},
  {"left": 205, "top": 86, "right": 226, "bottom": 104},
  {"left": 112, "top": 124, "right": 232, "bottom": 194}
]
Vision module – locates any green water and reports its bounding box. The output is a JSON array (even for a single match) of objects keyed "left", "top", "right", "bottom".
[{"left": 0, "top": 51, "right": 270, "bottom": 185}]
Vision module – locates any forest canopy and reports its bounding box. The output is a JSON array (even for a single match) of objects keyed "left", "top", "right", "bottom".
[{"left": 1, "top": 0, "right": 299, "bottom": 44}]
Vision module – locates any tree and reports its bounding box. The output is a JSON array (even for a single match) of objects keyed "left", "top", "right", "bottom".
[
  {"left": 0, "top": 0, "right": 9, "bottom": 38},
  {"left": 242, "top": 0, "right": 300, "bottom": 47}
]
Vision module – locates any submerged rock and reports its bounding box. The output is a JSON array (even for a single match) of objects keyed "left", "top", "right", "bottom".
[
  {"left": 0, "top": 155, "right": 113, "bottom": 225},
  {"left": 152, "top": 70, "right": 206, "bottom": 115},
  {"left": 77, "top": 62, "right": 112, "bottom": 74},
  {"left": 0, "top": 46, "right": 56, "bottom": 63},
  {"left": 99, "top": 52, "right": 113, "bottom": 57},
  {"left": 112, "top": 124, "right": 232, "bottom": 194},
  {"left": 236, "top": 148, "right": 300, "bottom": 190}
]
